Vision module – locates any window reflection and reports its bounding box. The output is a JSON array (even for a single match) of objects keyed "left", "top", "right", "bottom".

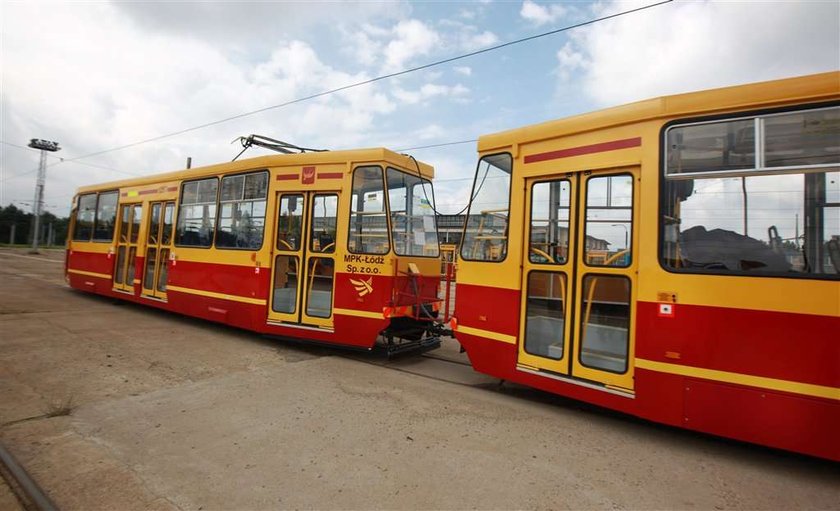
[
  {"left": 663, "top": 171, "right": 839, "bottom": 276},
  {"left": 349, "top": 167, "right": 389, "bottom": 254},
  {"left": 585, "top": 175, "right": 632, "bottom": 267},
  {"left": 530, "top": 180, "right": 570, "bottom": 264},
  {"left": 277, "top": 195, "right": 304, "bottom": 251},
  {"left": 387, "top": 168, "right": 439, "bottom": 257},
  {"left": 461, "top": 153, "right": 512, "bottom": 261},
  {"left": 579, "top": 275, "right": 630, "bottom": 374},
  {"left": 310, "top": 195, "right": 337, "bottom": 253},
  {"left": 525, "top": 272, "right": 567, "bottom": 360}
]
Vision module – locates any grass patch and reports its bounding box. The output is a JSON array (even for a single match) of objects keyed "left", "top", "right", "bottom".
[{"left": 44, "top": 396, "right": 75, "bottom": 418}]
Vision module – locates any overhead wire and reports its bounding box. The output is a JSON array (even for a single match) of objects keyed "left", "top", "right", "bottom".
[
  {"left": 3, "top": 1, "right": 674, "bottom": 216},
  {"left": 62, "top": 0, "right": 673, "bottom": 163},
  {"left": 395, "top": 139, "right": 477, "bottom": 152},
  {"left": 1, "top": 140, "right": 138, "bottom": 182}
]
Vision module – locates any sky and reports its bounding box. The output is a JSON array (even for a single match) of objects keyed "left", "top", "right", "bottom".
[{"left": 1, "top": 0, "right": 838, "bottom": 221}]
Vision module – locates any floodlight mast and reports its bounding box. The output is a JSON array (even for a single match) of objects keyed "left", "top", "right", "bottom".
[{"left": 27, "top": 139, "right": 61, "bottom": 253}]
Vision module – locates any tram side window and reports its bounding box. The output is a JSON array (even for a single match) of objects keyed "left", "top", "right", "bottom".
[
  {"left": 348, "top": 166, "right": 389, "bottom": 255},
  {"left": 73, "top": 194, "right": 97, "bottom": 241},
  {"left": 175, "top": 178, "right": 218, "bottom": 247},
  {"left": 530, "top": 180, "right": 571, "bottom": 264},
  {"left": 662, "top": 106, "right": 840, "bottom": 278},
  {"left": 93, "top": 191, "right": 118, "bottom": 242},
  {"left": 461, "top": 153, "right": 512, "bottom": 261},
  {"left": 584, "top": 175, "right": 633, "bottom": 267},
  {"left": 310, "top": 194, "right": 338, "bottom": 253},
  {"left": 216, "top": 171, "right": 268, "bottom": 249},
  {"left": 386, "top": 167, "right": 440, "bottom": 257}
]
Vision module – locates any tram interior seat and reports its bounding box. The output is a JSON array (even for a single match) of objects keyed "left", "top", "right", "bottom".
[
  {"left": 678, "top": 226, "right": 791, "bottom": 272},
  {"left": 306, "top": 290, "right": 332, "bottom": 317},
  {"left": 525, "top": 315, "right": 628, "bottom": 372},
  {"left": 525, "top": 316, "right": 565, "bottom": 359},
  {"left": 273, "top": 289, "right": 296, "bottom": 313},
  {"left": 579, "top": 323, "right": 628, "bottom": 373}
]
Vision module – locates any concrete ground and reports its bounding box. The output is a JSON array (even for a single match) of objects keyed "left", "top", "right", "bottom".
[
  {"left": 0, "top": 476, "right": 24, "bottom": 511},
  {"left": 0, "top": 247, "right": 837, "bottom": 510}
]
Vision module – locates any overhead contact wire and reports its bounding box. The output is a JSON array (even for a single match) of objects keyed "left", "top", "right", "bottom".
[{"left": 64, "top": 0, "right": 673, "bottom": 163}]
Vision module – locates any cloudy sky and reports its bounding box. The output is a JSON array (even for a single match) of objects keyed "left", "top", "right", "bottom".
[{"left": 1, "top": 0, "right": 838, "bottom": 218}]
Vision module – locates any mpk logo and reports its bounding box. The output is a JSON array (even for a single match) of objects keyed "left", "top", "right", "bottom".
[{"left": 350, "top": 277, "right": 373, "bottom": 297}]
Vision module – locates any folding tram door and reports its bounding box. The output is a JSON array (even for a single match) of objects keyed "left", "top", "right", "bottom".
[
  {"left": 113, "top": 203, "right": 143, "bottom": 293},
  {"left": 141, "top": 201, "right": 175, "bottom": 299},
  {"left": 518, "top": 168, "right": 639, "bottom": 392},
  {"left": 268, "top": 191, "right": 340, "bottom": 329}
]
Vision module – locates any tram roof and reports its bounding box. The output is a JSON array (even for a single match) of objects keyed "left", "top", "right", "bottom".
[
  {"left": 477, "top": 71, "right": 840, "bottom": 153},
  {"left": 75, "top": 147, "right": 434, "bottom": 194}
]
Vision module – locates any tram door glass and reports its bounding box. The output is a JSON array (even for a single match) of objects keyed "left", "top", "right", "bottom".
[
  {"left": 519, "top": 170, "right": 637, "bottom": 390},
  {"left": 142, "top": 201, "right": 175, "bottom": 298},
  {"left": 114, "top": 204, "right": 142, "bottom": 293},
  {"left": 269, "top": 192, "right": 339, "bottom": 328}
]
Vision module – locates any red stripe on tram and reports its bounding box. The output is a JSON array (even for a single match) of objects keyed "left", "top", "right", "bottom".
[{"left": 524, "top": 137, "right": 642, "bottom": 164}]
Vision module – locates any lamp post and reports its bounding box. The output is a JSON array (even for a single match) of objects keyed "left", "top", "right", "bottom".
[
  {"left": 27, "top": 139, "right": 61, "bottom": 253},
  {"left": 611, "top": 223, "right": 628, "bottom": 250}
]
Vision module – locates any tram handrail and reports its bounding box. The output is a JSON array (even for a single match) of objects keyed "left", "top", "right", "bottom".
[
  {"left": 307, "top": 241, "right": 337, "bottom": 311},
  {"left": 581, "top": 249, "right": 630, "bottom": 344},
  {"left": 529, "top": 246, "right": 555, "bottom": 263}
]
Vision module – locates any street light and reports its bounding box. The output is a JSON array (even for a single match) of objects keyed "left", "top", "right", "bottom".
[
  {"left": 611, "top": 223, "right": 628, "bottom": 250},
  {"left": 27, "top": 138, "right": 61, "bottom": 253}
]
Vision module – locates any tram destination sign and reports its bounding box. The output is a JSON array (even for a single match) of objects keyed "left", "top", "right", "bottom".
[{"left": 28, "top": 139, "right": 61, "bottom": 152}]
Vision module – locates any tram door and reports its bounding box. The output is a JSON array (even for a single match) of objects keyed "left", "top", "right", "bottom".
[
  {"left": 142, "top": 201, "right": 175, "bottom": 299},
  {"left": 268, "top": 191, "right": 339, "bottom": 329},
  {"left": 113, "top": 203, "right": 142, "bottom": 293},
  {"left": 518, "top": 168, "right": 639, "bottom": 391}
]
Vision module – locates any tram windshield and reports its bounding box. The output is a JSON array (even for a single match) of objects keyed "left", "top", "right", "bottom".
[
  {"left": 349, "top": 165, "right": 440, "bottom": 257},
  {"left": 386, "top": 168, "right": 439, "bottom": 257},
  {"left": 460, "top": 153, "right": 512, "bottom": 261}
]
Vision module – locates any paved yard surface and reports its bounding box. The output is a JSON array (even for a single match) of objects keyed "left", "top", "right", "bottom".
[{"left": 0, "top": 247, "right": 838, "bottom": 510}]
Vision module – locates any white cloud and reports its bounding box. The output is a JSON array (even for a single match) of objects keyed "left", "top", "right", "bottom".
[
  {"left": 555, "top": 42, "right": 585, "bottom": 80},
  {"left": 113, "top": 2, "right": 409, "bottom": 51},
  {"left": 346, "top": 30, "right": 383, "bottom": 67},
  {"left": 458, "top": 9, "right": 477, "bottom": 20},
  {"left": 392, "top": 83, "right": 470, "bottom": 105},
  {"left": 520, "top": 0, "right": 567, "bottom": 26},
  {"left": 460, "top": 30, "right": 499, "bottom": 51},
  {"left": 383, "top": 20, "right": 441, "bottom": 72},
  {"left": 415, "top": 124, "right": 447, "bottom": 141},
  {"left": 556, "top": 0, "right": 840, "bottom": 107},
  {"left": 454, "top": 66, "right": 473, "bottom": 76},
  {"left": 438, "top": 19, "right": 500, "bottom": 52},
  {"left": 0, "top": 3, "right": 398, "bottom": 213}
]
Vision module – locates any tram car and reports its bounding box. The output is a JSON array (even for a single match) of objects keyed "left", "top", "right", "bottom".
[
  {"left": 452, "top": 72, "right": 840, "bottom": 460},
  {"left": 65, "top": 148, "right": 445, "bottom": 354}
]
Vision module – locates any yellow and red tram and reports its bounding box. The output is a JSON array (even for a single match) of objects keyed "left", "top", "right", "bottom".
[
  {"left": 66, "top": 148, "right": 444, "bottom": 354},
  {"left": 453, "top": 72, "right": 840, "bottom": 460}
]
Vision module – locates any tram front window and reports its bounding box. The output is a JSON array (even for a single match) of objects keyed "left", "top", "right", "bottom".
[
  {"left": 386, "top": 168, "right": 439, "bottom": 257},
  {"left": 461, "top": 153, "right": 512, "bottom": 261},
  {"left": 349, "top": 166, "right": 389, "bottom": 255}
]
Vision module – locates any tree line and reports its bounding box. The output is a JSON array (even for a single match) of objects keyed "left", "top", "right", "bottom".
[{"left": 0, "top": 204, "right": 70, "bottom": 246}]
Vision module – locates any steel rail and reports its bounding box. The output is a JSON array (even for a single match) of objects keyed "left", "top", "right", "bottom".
[{"left": 0, "top": 443, "right": 58, "bottom": 511}]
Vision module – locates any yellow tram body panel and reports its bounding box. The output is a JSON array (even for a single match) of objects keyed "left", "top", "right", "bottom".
[
  {"left": 67, "top": 148, "right": 442, "bottom": 351},
  {"left": 455, "top": 71, "right": 840, "bottom": 460}
]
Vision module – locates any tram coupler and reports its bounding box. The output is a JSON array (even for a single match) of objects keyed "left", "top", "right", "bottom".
[{"left": 377, "top": 335, "right": 441, "bottom": 359}]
